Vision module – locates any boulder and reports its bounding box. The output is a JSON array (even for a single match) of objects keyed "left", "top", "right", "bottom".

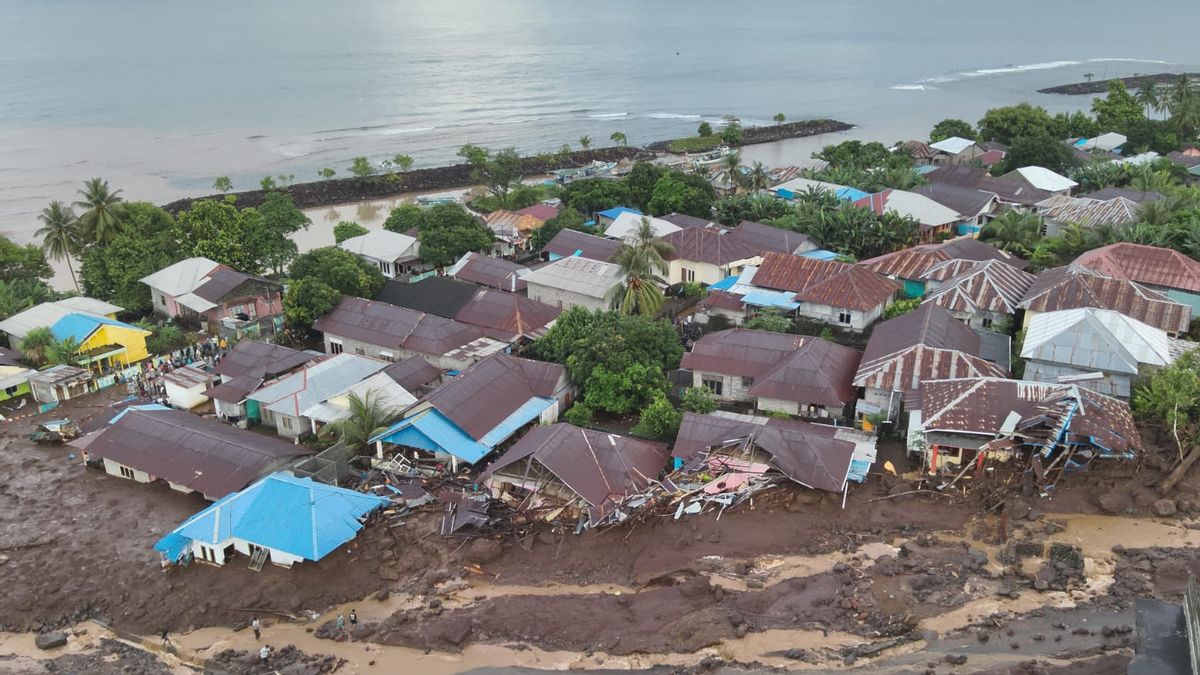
[
  {"left": 465, "top": 539, "right": 503, "bottom": 564},
  {"left": 1098, "top": 491, "right": 1131, "bottom": 515},
  {"left": 35, "top": 632, "right": 68, "bottom": 650},
  {"left": 1154, "top": 499, "right": 1178, "bottom": 517}
]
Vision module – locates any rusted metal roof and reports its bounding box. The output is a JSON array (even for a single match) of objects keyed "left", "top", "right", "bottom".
[
  {"left": 313, "top": 296, "right": 484, "bottom": 355},
  {"left": 912, "top": 182, "right": 998, "bottom": 217},
  {"left": 542, "top": 229, "right": 620, "bottom": 262},
  {"left": 161, "top": 364, "right": 213, "bottom": 389},
  {"left": 860, "top": 238, "right": 1027, "bottom": 281},
  {"left": 1019, "top": 266, "right": 1192, "bottom": 334},
  {"left": 382, "top": 356, "right": 441, "bottom": 393},
  {"left": 453, "top": 289, "right": 562, "bottom": 342},
  {"left": 1035, "top": 195, "right": 1140, "bottom": 228},
  {"left": 479, "top": 423, "right": 670, "bottom": 522},
  {"left": 681, "top": 329, "right": 861, "bottom": 406},
  {"left": 1075, "top": 243, "right": 1200, "bottom": 294},
  {"left": 211, "top": 341, "right": 317, "bottom": 380},
  {"left": 78, "top": 408, "right": 310, "bottom": 498},
  {"left": 420, "top": 352, "right": 564, "bottom": 440},
  {"left": 855, "top": 304, "right": 1007, "bottom": 389},
  {"left": 203, "top": 374, "right": 263, "bottom": 403},
  {"left": 696, "top": 290, "right": 746, "bottom": 312},
  {"left": 447, "top": 252, "right": 529, "bottom": 292},
  {"left": 754, "top": 252, "right": 900, "bottom": 311},
  {"left": 921, "top": 259, "right": 1036, "bottom": 316},
  {"left": 731, "top": 220, "right": 817, "bottom": 256},
  {"left": 662, "top": 225, "right": 760, "bottom": 266}
]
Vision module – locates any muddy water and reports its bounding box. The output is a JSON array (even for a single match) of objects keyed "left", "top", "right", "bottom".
[
  {"left": 0, "top": 625, "right": 193, "bottom": 675},
  {"left": 1045, "top": 513, "right": 1200, "bottom": 558}
]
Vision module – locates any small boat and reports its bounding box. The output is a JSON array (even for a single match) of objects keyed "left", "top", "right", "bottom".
[
  {"left": 416, "top": 195, "right": 458, "bottom": 207},
  {"left": 687, "top": 146, "right": 736, "bottom": 168}
]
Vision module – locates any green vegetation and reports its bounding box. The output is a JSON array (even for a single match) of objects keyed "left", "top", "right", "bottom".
[
  {"left": 46, "top": 336, "right": 81, "bottom": 366},
  {"left": 632, "top": 392, "right": 682, "bottom": 440},
  {"left": 773, "top": 113, "right": 786, "bottom": 125},
  {"left": 579, "top": 135, "right": 592, "bottom": 151},
  {"left": 74, "top": 177, "right": 125, "bottom": 245},
  {"left": 929, "top": 118, "right": 976, "bottom": 142},
  {"left": 721, "top": 121, "right": 744, "bottom": 145},
  {"left": 333, "top": 221, "right": 369, "bottom": 244},
  {"left": 260, "top": 176, "right": 277, "bottom": 191},
  {"left": 610, "top": 131, "right": 628, "bottom": 147},
  {"left": 381, "top": 202, "right": 494, "bottom": 267},
  {"left": 561, "top": 161, "right": 716, "bottom": 218},
  {"left": 458, "top": 145, "right": 523, "bottom": 207},
  {"left": 765, "top": 187, "right": 921, "bottom": 260},
  {"left": 469, "top": 182, "right": 559, "bottom": 213},
  {"left": 19, "top": 326, "right": 54, "bottom": 366},
  {"left": 744, "top": 309, "right": 792, "bottom": 333},
  {"left": 35, "top": 201, "right": 82, "bottom": 292},
  {"left": 680, "top": 386, "right": 718, "bottom": 414},
  {"left": 529, "top": 207, "right": 589, "bottom": 250},
  {"left": 698, "top": 121, "right": 714, "bottom": 137},
  {"left": 283, "top": 246, "right": 386, "bottom": 327},
  {"left": 318, "top": 390, "right": 402, "bottom": 450},
  {"left": 79, "top": 201, "right": 179, "bottom": 312},
  {"left": 213, "top": 176, "right": 233, "bottom": 193},
  {"left": 318, "top": 168, "right": 336, "bottom": 180},
  {"left": 667, "top": 135, "right": 725, "bottom": 153},
  {"left": 607, "top": 217, "right": 673, "bottom": 316},
  {"left": 881, "top": 298, "right": 920, "bottom": 320},
  {"left": 805, "top": 140, "right": 927, "bottom": 193},
  {"left": 349, "top": 157, "right": 376, "bottom": 178},
  {"left": 713, "top": 193, "right": 790, "bottom": 225},
  {"left": 647, "top": 172, "right": 717, "bottom": 218},
  {"left": 141, "top": 320, "right": 188, "bottom": 355}
]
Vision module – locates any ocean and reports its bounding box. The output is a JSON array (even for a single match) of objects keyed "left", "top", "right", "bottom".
[{"left": 2, "top": 0, "right": 1199, "bottom": 250}]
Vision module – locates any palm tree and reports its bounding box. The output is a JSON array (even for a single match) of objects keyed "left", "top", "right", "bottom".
[
  {"left": 35, "top": 201, "right": 82, "bottom": 292},
  {"left": 1129, "top": 168, "right": 1177, "bottom": 193},
  {"left": 318, "top": 390, "right": 402, "bottom": 451},
  {"left": 610, "top": 131, "right": 627, "bottom": 147},
  {"left": 607, "top": 217, "right": 673, "bottom": 316},
  {"left": 716, "top": 151, "right": 744, "bottom": 194},
  {"left": 19, "top": 326, "right": 54, "bottom": 365},
  {"left": 1136, "top": 80, "right": 1160, "bottom": 119},
  {"left": 745, "top": 162, "right": 772, "bottom": 192},
  {"left": 1167, "top": 74, "right": 1200, "bottom": 140},
  {"left": 45, "top": 336, "right": 80, "bottom": 367},
  {"left": 73, "top": 178, "right": 124, "bottom": 244},
  {"left": 980, "top": 210, "right": 1042, "bottom": 257},
  {"left": 579, "top": 135, "right": 592, "bottom": 151}
]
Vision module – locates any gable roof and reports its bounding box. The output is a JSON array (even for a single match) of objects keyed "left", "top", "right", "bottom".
[
  {"left": 156, "top": 473, "right": 387, "bottom": 562},
  {"left": 662, "top": 225, "right": 760, "bottom": 266},
  {"left": 660, "top": 213, "right": 718, "bottom": 229},
  {"left": 911, "top": 182, "right": 998, "bottom": 217},
  {"left": 374, "top": 276, "right": 479, "bottom": 318},
  {"left": 50, "top": 313, "right": 149, "bottom": 343},
  {"left": 929, "top": 136, "right": 978, "bottom": 155},
  {"left": 1082, "top": 188, "right": 1163, "bottom": 204},
  {"left": 0, "top": 298, "right": 126, "bottom": 340},
  {"left": 921, "top": 259, "right": 1036, "bottom": 316},
  {"left": 1021, "top": 307, "right": 1173, "bottom": 374},
  {"left": 1074, "top": 243, "right": 1200, "bottom": 294},
  {"left": 854, "top": 304, "right": 1008, "bottom": 390},
  {"left": 542, "top": 229, "right": 621, "bottom": 262},
  {"left": 860, "top": 238, "right": 1027, "bottom": 280},
  {"left": 515, "top": 203, "right": 559, "bottom": 222},
  {"left": 248, "top": 353, "right": 390, "bottom": 418},
  {"left": 138, "top": 257, "right": 222, "bottom": 296},
  {"left": 75, "top": 409, "right": 310, "bottom": 498},
  {"left": 925, "top": 165, "right": 991, "bottom": 189},
  {"left": 382, "top": 356, "right": 441, "bottom": 392},
  {"left": 211, "top": 341, "right": 318, "bottom": 380},
  {"left": 1034, "top": 195, "right": 1140, "bottom": 228},
  {"left": 753, "top": 252, "right": 900, "bottom": 311},
  {"left": 301, "top": 370, "right": 417, "bottom": 424},
  {"left": 1019, "top": 266, "right": 1191, "bottom": 334},
  {"left": 853, "top": 189, "right": 962, "bottom": 229},
  {"left": 446, "top": 252, "right": 530, "bottom": 292},
  {"left": 1010, "top": 166, "right": 1078, "bottom": 193},
  {"left": 604, "top": 211, "right": 681, "bottom": 240},
  {"left": 520, "top": 256, "right": 623, "bottom": 300},
  {"left": 339, "top": 229, "right": 420, "bottom": 262},
  {"left": 681, "top": 329, "right": 861, "bottom": 406},
  {"left": 731, "top": 220, "right": 817, "bottom": 256},
  {"left": 313, "top": 296, "right": 484, "bottom": 354},
  {"left": 480, "top": 423, "right": 669, "bottom": 521},
  {"left": 453, "top": 289, "right": 562, "bottom": 341}
]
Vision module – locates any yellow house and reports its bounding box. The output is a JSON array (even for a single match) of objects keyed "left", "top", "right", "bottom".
[
  {"left": 51, "top": 313, "right": 152, "bottom": 370},
  {"left": 662, "top": 226, "right": 763, "bottom": 286}
]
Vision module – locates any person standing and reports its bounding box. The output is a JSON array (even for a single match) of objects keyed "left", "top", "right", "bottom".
[
  {"left": 335, "top": 612, "right": 345, "bottom": 633},
  {"left": 251, "top": 617, "right": 261, "bottom": 640},
  {"left": 160, "top": 629, "right": 172, "bottom": 647},
  {"left": 259, "top": 645, "right": 271, "bottom": 665},
  {"left": 349, "top": 610, "right": 358, "bottom": 629}
]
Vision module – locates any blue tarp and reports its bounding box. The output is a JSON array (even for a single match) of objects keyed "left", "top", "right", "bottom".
[
  {"left": 156, "top": 473, "right": 388, "bottom": 563},
  {"left": 708, "top": 276, "right": 739, "bottom": 291},
  {"left": 800, "top": 249, "right": 840, "bottom": 261},
  {"left": 847, "top": 459, "right": 872, "bottom": 483},
  {"left": 835, "top": 187, "right": 870, "bottom": 202},
  {"left": 597, "top": 206, "right": 641, "bottom": 220},
  {"left": 742, "top": 289, "right": 800, "bottom": 310},
  {"left": 775, "top": 188, "right": 795, "bottom": 200},
  {"left": 913, "top": 165, "right": 940, "bottom": 175},
  {"left": 51, "top": 313, "right": 146, "bottom": 343}
]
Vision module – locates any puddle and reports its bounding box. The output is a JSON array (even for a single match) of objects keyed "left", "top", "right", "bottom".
[{"left": 1046, "top": 514, "right": 1200, "bottom": 558}]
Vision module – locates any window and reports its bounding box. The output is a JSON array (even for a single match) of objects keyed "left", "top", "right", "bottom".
[
  {"left": 119, "top": 465, "right": 136, "bottom": 480},
  {"left": 741, "top": 376, "right": 754, "bottom": 388},
  {"left": 380, "top": 350, "right": 395, "bottom": 362},
  {"left": 354, "top": 347, "right": 365, "bottom": 356},
  {"left": 159, "top": 294, "right": 167, "bottom": 306},
  {"left": 682, "top": 267, "right": 696, "bottom": 282},
  {"left": 329, "top": 340, "right": 343, "bottom": 355},
  {"left": 981, "top": 317, "right": 994, "bottom": 329},
  {"left": 4, "top": 385, "right": 17, "bottom": 396},
  {"left": 702, "top": 378, "right": 724, "bottom": 396},
  {"left": 837, "top": 311, "right": 852, "bottom": 325},
  {"left": 380, "top": 261, "right": 392, "bottom": 276},
  {"left": 281, "top": 416, "right": 294, "bottom": 431}
]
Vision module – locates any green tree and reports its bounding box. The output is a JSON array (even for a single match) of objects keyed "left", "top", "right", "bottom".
[
  {"left": 562, "top": 403, "right": 594, "bottom": 427},
  {"left": 283, "top": 277, "right": 343, "bottom": 327},
  {"left": 319, "top": 390, "right": 402, "bottom": 451},
  {"left": 744, "top": 310, "right": 792, "bottom": 332},
  {"left": 996, "top": 130, "right": 1077, "bottom": 175},
  {"left": 929, "top": 118, "right": 976, "bottom": 143},
  {"left": 0, "top": 279, "right": 56, "bottom": 320},
  {"left": 977, "top": 103, "right": 1056, "bottom": 145},
  {"left": 681, "top": 386, "right": 718, "bottom": 414},
  {"left": 1166, "top": 74, "right": 1200, "bottom": 141},
  {"left": 1137, "top": 80, "right": 1162, "bottom": 119},
  {"left": 882, "top": 298, "right": 921, "bottom": 319},
  {"left": 78, "top": 202, "right": 178, "bottom": 312},
  {"left": 716, "top": 151, "right": 744, "bottom": 194},
  {"left": 714, "top": 193, "right": 790, "bottom": 225},
  {"left": 608, "top": 217, "right": 673, "bottom": 316},
  {"left": 383, "top": 204, "right": 426, "bottom": 233},
  {"left": 143, "top": 321, "right": 187, "bottom": 355},
  {"left": 1051, "top": 110, "right": 1100, "bottom": 139},
  {"left": 318, "top": 168, "right": 336, "bottom": 180},
  {"left": 720, "top": 121, "right": 744, "bottom": 145},
  {"left": 0, "top": 236, "right": 53, "bottom": 283},
  {"left": 74, "top": 178, "right": 125, "bottom": 244},
  {"left": 251, "top": 191, "right": 309, "bottom": 274},
  {"left": 459, "top": 145, "right": 523, "bottom": 205},
  {"left": 647, "top": 172, "right": 716, "bottom": 218},
  {"left": 745, "top": 162, "right": 772, "bottom": 193},
  {"left": 579, "top": 135, "right": 592, "bottom": 151},
  {"left": 1092, "top": 80, "right": 1144, "bottom": 135},
  {"left": 1134, "top": 348, "right": 1200, "bottom": 459},
  {"left": 623, "top": 162, "right": 667, "bottom": 213},
  {"left": 260, "top": 176, "right": 277, "bottom": 191},
  {"left": 773, "top": 113, "right": 786, "bottom": 125},
  {"left": 36, "top": 201, "right": 82, "bottom": 292},
  {"left": 980, "top": 210, "right": 1043, "bottom": 257},
  {"left": 19, "top": 326, "right": 54, "bottom": 365},
  {"left": 529, "top": 207, "right": 588, "bottom": 250},
  {"left": 46, "top": 336, "right": 80, "bottom": 366},
  {"left": 213, "top": 176, "right": 233, "bottom": 193},
  {"left": 698, "top": 121, "right": 714, "bottom": 137},
  {"left": 632, "top": 392, "right": 682, "bottom": 440},
  {"left": 174, "top": 199, "right": 262, "bottom": 273},
  {"left": 610, "top": 131, "right": 628, "bottom": 147},
  {"left": 562, "top": 178, "right": 630, "bottom": 217},
  {"left": 349, "top": 157, "right": 376, "bottom": 178},
  {"left": 333, "top": 221, "right": 369, "bottom": 244},
  {"left": 288, "top": 246, "right": 386, "bottom": 298},
  {"left": 393, "top": 154, "right": 414, "bottom": 172},
  {"left": 415, "top": 203, "right": 494, "bottom": 267}
]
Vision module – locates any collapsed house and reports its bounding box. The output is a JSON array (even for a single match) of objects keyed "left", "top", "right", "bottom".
[
  {"left": 478, "top": 423, "right": 671, "bottom": 526},
  {"left": 908, "top": 377, "right": 1143, "bottom": 492}
]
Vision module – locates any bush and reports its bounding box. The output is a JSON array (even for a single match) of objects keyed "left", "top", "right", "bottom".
[
  {"left": 333, "top": 221, "right": 369, "bottom": 244},
  {"left": 720, "top": 121, "right": 744, "bottom": 145},
  {"left": 668, "top": 136, "right": 724, "bottom": 153},
  {"left": 632, "top": 392, "right": 682, "bottom": 440},
  {"left": 146, "top": 322, "right": 188, "bottom": 355},
  {"left": 882, "top": 298, "right": 921, "bottom": 320},
  {"left": 563, "top": 403, "right": 594, "bottom": 427},
  {"left": 680, "top": 281, "right": 704, "bottom": 298},
  {"left": 681, "top": 387, "right": 717, "bottom": 414},
  {"left": 745, "top": 309, "right": 792, "bottom": 333},
  {"left": 698, "top": 121, "right": 714, "bottom": 137}
]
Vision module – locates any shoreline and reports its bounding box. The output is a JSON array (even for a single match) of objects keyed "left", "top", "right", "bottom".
[{"left": 1038, "top": 71, "right": 1200, "bottom": 95}]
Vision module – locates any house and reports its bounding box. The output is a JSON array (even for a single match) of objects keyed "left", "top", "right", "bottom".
[
  {"left": 731, "top": 220, "right": 818, "bottom": 256},
  {"left": 1021, "top": 308, "right": 1187, "bottom": 399},
  {"left": 596, "top": 206, "right": 641, "bottom": 227},
  {"left": 153, "top": 473, "right": 388, "bottom": 568},
  {"left": 673, "top": 412, "right": 860, "bottom": 494},
  {"left": 70, "top": 408, "right": 310, "bottom": 499},
  {"left": 246, "top": 353, "right": 390, "bottom": 437},
  {"left": 313, "top": 296, "right": 505, "bottom": 370},
  {"left": 660, "top": 212, "right": 719, "bottom": 229},
  {"left": 205, "top": 341, "right": 319, "bottom": 423},
  {"left": 542, "top": 228, "right": 620, "bottom": 262},
  {"left": 371, "top": 352, "right": 570, "bottom": 467},
  {"left": 1018, "top": 265, "right": 1191, "bottom": 335},
  {"left": 929, "top": 136, "right": 984, "bottom": 164},
  {"left": 908, "top": 377, "right": 1141, "bottom": 490},
  {"left": 769, "top": 176, "right": 868, "bottom": 202},
  {"left": 0, "top": 348, "right": 33, "bottom": 402},
  {"left": 28, "top": 365, "right": 93, "bottom": 404},
  {"left": 446, "top": 252, "right": 530, "bottom": 291},
  {"left": 479, "top": 423, "right": 670, "bottom": 524},
  {"left": 920, "top": 259, "right": 1036, "bottom": 329},
  {"left": 694, "top": 290, "right": 750, "bottom": 326},
  {"left": 681, "top": 329, "right": 862, "bottom": 419},
  {"left": 854, "top": 189, "right": 964, "bottom": 243},
  {"left": 521, "top": 256, "right": 623, "bottom": 311},
  {"left": 1035, "top": 195, "right": 1141, "bottom": 237},
  {"left": 749, "top": 252, "right": 901, "bottom": 330},
  {"left": 902, "top": 140, "right": 941, "bottom": 166},
  {"left": 338, "top": 229, "right": 424, "bottom": 279},
  {"left": 300, "top": 371, "right": 417, "bottom": 431},
  {"left": 453, "top": 289, "right": 562, "bottom": 342},
  {"left": 374, "top": 276, "right": 482, "bottom": 319},
  {"left": 381, "top": 356, "right": 443, "bottom": 395},
  {"left": 859, "top": 237, "right": 1026, "bottom": 298},
  {"left": 483, "top": 210, "right": 545, "bottom": 254},
  {"left": 853, "top": 303, "right": 1008, "bottom": 424},
  {"left": 0, "top": 297, "right": 123, "bottom": 352},
  {"left": 603, "top": 211, "right": 682, "bottom": 240},
  {"left": 989, "top": 167, "right": 1077, "bottom": 206},
  {"left": 1074, "top": 243, "right": 1200, "bottom": 313},
  {"left": 139, "top": 257, "right": 284, "bottom": 338},
  {"left": 517, "top": 203, "right": 560, "bottom": 223},
  {"left": 1082, "top": 187, "right": 1163, "bottom": 204},
  {"left": 161, "top": 364, "right": 214, "bottom": 410},
  {"left": 1076, "top": 132, "right": 1127, "bottom": 152},
  {"left": 48, "top": 313, "right": 152, "bottom": 372},
  {"left": 661, "top": 225, "right": 762, "bottom": 285},
  {"left": 911, "top": 183, "right": 1000, "bottom": 236}
]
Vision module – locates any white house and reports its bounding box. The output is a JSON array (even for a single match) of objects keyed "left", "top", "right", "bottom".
[
  {"left": 521, "top": 256, "right": 623, "bottom": 311},
  {"left": 161, "top": 364, "right": 214, "bottom": 410},
  {"left": 339, "top": 229, "right": 424, "bottom": 279},
  {"left": 603, "top": 211, "right": 681, "bottom": 240}
]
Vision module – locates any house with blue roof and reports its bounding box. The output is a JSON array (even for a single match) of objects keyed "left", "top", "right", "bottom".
[
  {"left": 371, "top": 352, "right": 570, "bottom": 468},
  {"left": 596, "top": 206, "right": 641, "bottom": 227},
  {"left": 154, "top": 472, "right": 388, "bottom": 568},
  {"left": 50, "top": 313, "right": 152, "bottom": 370}
]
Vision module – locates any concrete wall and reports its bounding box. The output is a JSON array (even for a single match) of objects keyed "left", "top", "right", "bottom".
[
  {"left": 165, "top": 382, "right": 209, "bottom": 410},
  {"left": 323, "top": 333, "right": 480, "bottom": 372},
  {"left": 102, "top": 458, "right": 153, "bottom": 485},
  {"left": 795, "top": 301, "right": 887, "bottom": 332},
  {"left": 214, "top": 398, "right": 246, "bottom": 421},
  {"left": 691, "top": 370, "right": 754, "bottom": 403},
  {"left": 858, "top": 386, "right": 902, "bottom": 423},
  {"left": 526, "top": 282, "right": 608, "bottom": 312},
  {"left": 1024, "top": 360, "right": 1131, "bottom": 399}
]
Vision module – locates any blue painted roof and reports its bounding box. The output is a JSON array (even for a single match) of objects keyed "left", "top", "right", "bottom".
[
  {"left": 742, "top": 289, "right": 801, "bottom": 310},
  {"left": 913, "top": 165, "right": 940, "bottom": 175},
  {"left": 51, "top": 313, "right": 146, "bottom": 343},
  {"left": 708, "top": 275, "right": 739, "bottom": 291},
  {"left": 835, "top": 187, "right": 870, "bottom": 202},
  {"left": 598, "top": 206, "right": 641, "bottom": 220},
  {"left": 478, "top": 396, "right": 554, "bottom": 447},
  {"left": 154, "top": 473, "right": 387, "bottom": 563},
  {"left": 372, "top": 408, "right": 492, "bottom": 463},
  {"left": 800, "top": 249, "right": 841, "bottom": 261},
  {"left": 109, "top": 403, "right": 170, "bottom": 424}
]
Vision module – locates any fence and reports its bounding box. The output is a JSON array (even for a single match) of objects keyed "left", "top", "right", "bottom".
[{"left": 293, "top": 440, "right": 360, "bottom": 485}]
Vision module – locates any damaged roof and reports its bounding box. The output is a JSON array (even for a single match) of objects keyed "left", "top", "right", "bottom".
[
  {"left": 1074, "top": 243, "right": 1200, "bottom": 294},
  {"left": 211, "top": 341, "right": 318, "bottom": 380},
  {"left": 1019, "top": 266, "right": 1192, "bottom": 334},
  {"left": 417, "top": 352, "right": 564, "bottom": 441},
  {"left": 1021, "top": 307, "right": 1174, "bottom": 375},
  {"left": 860, "top": 238, "right": 1027, "bottom": 281},
  {"left": 446, "top": 252, "right": 530, "bottom": 292},
  {"left": 542, "top": 229, "right": 621, "bottom": 262},
  {"left": 1035, "top": 194, "right": 1141, "bottom": 228},
  {"left": 662, "top": 225, "right": 761, "bottom": 266},
  {"left": 313, "top": 296, "right": 484, "bottom": 355},
  {"left": 921, "top": 259, "right": 1036, "bottom": 316},
  {"left": 480, "top": 423, "right": 670, "bottom": 522},
  {"left": 753, "top": 252, "right": 900, "bottom": 311}
]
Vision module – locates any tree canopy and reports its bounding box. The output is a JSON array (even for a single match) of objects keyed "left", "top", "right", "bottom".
[
  {"left": 977, "top": 103, "right": 1056, "bottom": 145},
  {"left": 647, "top": 172, "right": 717, "bottom": 218},
  {"left": 414, "top": 203, "right": 494, "bottom": 267},
  {"left": 929, "top": 118, "right": 976, "bottom": 143},
  {"left": 79, "top": 202, "right": 179, "bottom": 312},
  {"left": 333, "top": 221, "right": 369, "bottom": 244}
]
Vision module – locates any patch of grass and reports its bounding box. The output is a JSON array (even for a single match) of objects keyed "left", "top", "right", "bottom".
[{"left": 667, "top": 135, "right": 724, "bottom": 153}]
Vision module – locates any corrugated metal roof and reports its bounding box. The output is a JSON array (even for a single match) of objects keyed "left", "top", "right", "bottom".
[
  {"left": 50, "top": 313, "right": 148, "bottom": 343},
  {"left": 855, "top": 304, "right": 1007, "bottom": 389},
  {"left": 374, "top": 408, "right": 491, "bottom": 463},
  {"left": 211, "top": 341, "right": 317, "bottom": 380},
  {"left": 382, "top": 356, "right": 441, "bottom": 392},
  {"left": 520, "top": 256, "right": 623, "bottom": 300},
  {"left": 446, "top": 252, "right": 530, "bottom": 292},
  {"left": 660, "top": 213, "right": 718, "bottom": 229},
  {"left": 754, "top": 252, "right": 900, "bottom": 311},
  {"left": 929, "top": 136, "right": 977, "bottom": 155},
  {"left": 138, "top": 257, "right": 221, "bottom": 297},
  {"left": 1035, "top": 195, "right": 1140, "bottom": 228},
  {"left": 192, "top": 267, "right": 277, "bottom": 304},
  {"left": 1019, "top": 266, "right": 1192, "bottom": 334},
  {"left": 248, "top": 353, "right": 389, "bottom": 417},
  {"left": 662, "top": 225, "right": 761, "bottom": 266},
  {"left": 603, "top": 211, "right": 681, "bottom": 240},
  {"left": 731, "top": 220, "right": 817, "bottom": 256},
  {"left": 453, "top": 289, "right": 561, "bottom": 342},
  {"left": 301, "top": 371, "right": 417, "bottom": 423},
  {"left": 1082, "top": 188, "right": 1162, "bottom": 204},
  {"left": 543, "top": 229, "right": 621, "bottom": 262},
  {"left": 161, "top": 364, "right": 213, "bottom": 389},
  {"left": 853, "top": 189, "right": 962, "bottom": 229},
  {"left": 0, "top": 299, "right": 125, "bottom": 340},
  {"left": 516, "top": 204, "right": 559, "bottom": 222},
  {"left": 313, "top": 296, "right": 484, "bottom": 355},
  {"left": 477, "top": 396, "right": 556, "bottom": 447},
  {"left": 1021, "top": 307, "right": 1173, "bottom": 374},
  {"left": 921, "top": 259, "right": 1036, "bottom": 315},
  {"left": 1074, "top": 243, "right": 1200, "bottom": 294},
  {"left": 911, "top": 183, "right": 997, "bottom": 217},
  {"left": 860, "top": 238, "right": 1027, "bottom": 281},
  {"left": 78, "top": 409, "right": 310, "bottom": 498},
  {"left": 374, "top": 276, "right": 478, "bottom": 318},
  {"left": 204, "top": 374, "right": 263, "bottom": 404},
  {"left": 416, "top": 352, "right": 564, "bottom": 441},
  {"left": 1013, "top": 166, "right": 1078, "bottom": 192},
  {"left": 696, "top": 289, "right": 746, "bottom": 312},
  {"left": 158, "top": 473, "right": 387, "bottom": 562},
  {"left": 339, "top": 229, "right": 420, "bottom": 262},
  {"left": 54, "top": 296, "right": 123, "bottom": 316}
]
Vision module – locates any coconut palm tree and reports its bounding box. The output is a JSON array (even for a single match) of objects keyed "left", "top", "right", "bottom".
[
  {"left": 19, "top": 326, "right": 54, "bottom": 365},
  {"left": 35, "top": 201, "right": 83, "bottom": 292},
  {"left": 1167, "top": 74, "right": 1200, "bottom": 140},
  {"left": 1136, "top": 80, "right": 1161, "bottom": 119},
  {"left": 610, "top": 131, "right": 627, "bottom": 147},
  {"left": 45, "top": 336, "right": 81, "bottom": 367},
  {"left": 579, "top": 135, "right": 592, "bottom": 151},
  {"left": 73, "top": 178, "right": 124, "bottom": 244},
  {"left": 980, "top": 210, "right": 1042, "bottom": 257},
  {"left": 607, "top": 217, "right": 673, "bottom": 316},
  {"left": 1129, "top": 168, "right": 1178, "bottom": 193},
  {"left": 318, "top": 390, "right": 402, "bottom": 452},
  {"left": 716, "top": 151, "right": 744, "bottom": 194},
  {"left": 745, "top": 162, "right": 772, "bottom": 192}
]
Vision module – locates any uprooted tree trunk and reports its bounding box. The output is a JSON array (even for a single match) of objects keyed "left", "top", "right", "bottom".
[{"left": 1160, "top": 444, "right": 1200, "bottom": 495}]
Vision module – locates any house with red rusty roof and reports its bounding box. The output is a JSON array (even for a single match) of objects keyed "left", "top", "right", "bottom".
[
  {"left": 1018, "top": 265, "right": 1192, "bottom": 335},
  {"left": 920, "top": 259, "right": 1036, "bottom": 330},
  {"left": 542, "top": 228, "right": 620, "bottom": 263},
  {"left": 730, "top": 220, "right": 818, "bottom": 256},
  {"left": 662, "top": 225, "right": 762, "bottom": 286},
  {"left": 140, "top": 257, "right": 284, "bottom": 338},
  {"left": 859, "top": 238, "right": 1027, "bottom": 298},
  {"left": 853, "top": 189, "right": 963, "bottom": 243},
  {"left": 750, "top": 252, "right": 901, "bottom": 331},
  {"left": 1074, "top": 243, "right": 1200, "bottom": 313},
  {"left": 681, "top": 329, "right": 862, "bottom": 419},
  {"left": 853, "top": 304, "right": 1008, "bottom": 425},
  {"left": 446, "top": 252, "right": 530, "bottom": 292}
]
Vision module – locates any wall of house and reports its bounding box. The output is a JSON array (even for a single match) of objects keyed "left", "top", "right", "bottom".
[
  {"left": 756, "top": 397, "right": 799, "bottom": 416},
  {"left": 795, "top": 301, "right": 885, "bottom": 332},
  {"left": 231, "top": 539, "right": 304, "bottom": 567},
  {"left": 87, "top": 325, "right": 151, "bottom": 365},
  {"left": 947, "top": 308, "right": 1008, "bottom": 331},
  {"left": 694, "top": 307, "right": 746, "bottom": 327},
  {"left": 1024, "top": 360, "right": 1130, "bottom": 399},
  {"left": 526, "top": 283, "right": 608, "bottom": 312},
  {"left": 102, "top": 457, "right": 153, "bottom": 485},
  {"left": 150, "top": 288, "right": 183, "bottom": 318},
  {"left": 668, "top": 260, "right": 723, "bottom": 286},
  {"left": 1159, "top": 287, "right": 1200, "bottom": 314},
  {"left": 858, "top": 386, "right": 902, "bottom": 423},
  {"left": 0, "top": 379, "right": 30, "bottom": 402},
  {"left": 691, "top": 370, "right": 753, "bottom": 403},
  {"left": 214, "top": 399, "right": 247, "bottom": 421},
  {"left": 165, "top": 382, "right": 209, "bottom": 410}
]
